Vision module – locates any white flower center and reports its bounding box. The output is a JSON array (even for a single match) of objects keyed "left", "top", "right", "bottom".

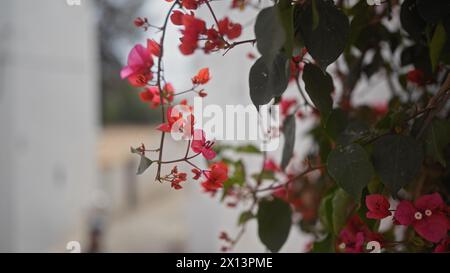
[
  {"left": 414, "top": 212, "right": 423, "bottom": 220},
  {"left": 339, "top": 243, "right": 346, "bottom": 249},
  {"left": 425, "top": 209, "right": 432, "bottom": 216}
]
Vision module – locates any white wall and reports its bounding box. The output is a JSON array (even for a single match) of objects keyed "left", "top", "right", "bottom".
[{"left": 0, "top": 0, "right": 98, "bottom": 252}]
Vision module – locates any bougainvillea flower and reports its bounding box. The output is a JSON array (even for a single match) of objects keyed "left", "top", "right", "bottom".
[
  {"left": 192, "top": 68, "right": 211, "bottom": 85},
  {"left": 179, "top": 13, "right": 207, "bottom": 55},
  {"left": 263, "top": 158, "right": 281, "bottom": 173},
  {"left": 337, "top": 215, "right": 384, "bottom": 253},
  {"left": 139, "top": 83, "right": 174, "bottom": 108},
  {"left": 433, "top": 238, "right": 449, "bottom": 253},
  {"left": 365, "top": 194, "right": 391, "bottom": 220},
  {"left": 156, "top": 107, "right": 183, "bottom": 132},
  {"left": 218, "top": 17, "right": 242, "bottom": 40},
  {"left": 192, "top": 168, "right": 203, "bottom": 180},
  {"left": 191, "top": 129, "right": 216, "bottom": 160},
  {"left": 201, "top": 162, "right": 229, "bottom": 192},
  {"left": 120, "top": 43, "right": 154, "bottom": 87},
  {"left": 147, "top": 39, "right": 161, "bottom": 57},
  {"left": 394, "top": 193, "right": 448, "bottom": 243},
  {"left": 181, "top": 0, "right": 203, "bottom": 10},
  {"left": 279, "top": 98, "right": 297, "bottom": 116},
  {"left": 170, "top": 10, "right": 184, "bottom": 26},
  {"left": 407, "top": 69, "right": 429, "bottom": 86}
]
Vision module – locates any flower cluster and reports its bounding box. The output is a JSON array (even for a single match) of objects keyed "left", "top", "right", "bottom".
[
  {"left": 170, "top": 10, "right": 242, "bottom": 55},
  {"left": 365, "top": 193, "right": 449, "bottom": 248}
]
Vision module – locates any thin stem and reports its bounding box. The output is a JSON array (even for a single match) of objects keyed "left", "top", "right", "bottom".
[{"left": 155, "top": 1, "right": 179, "bottom": 181}]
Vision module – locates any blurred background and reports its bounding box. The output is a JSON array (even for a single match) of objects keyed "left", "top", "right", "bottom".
[{"left": 0, "top": 0, "right": 317, "bottom": 253}]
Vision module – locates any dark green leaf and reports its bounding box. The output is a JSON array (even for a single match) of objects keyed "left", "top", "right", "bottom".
[
  {"left": 278, "top": 0, "right": 295, "bottom": 57},
  {"left": 311, "top": 234, "right": 335, "bottom": 253},
  {"left": 249, "top": 54, "right": 290, "bottom": 108},
  {"left": 325, "top": 109, "right": 349, "bottom": 141},
  {"left": 302, "top": 63, "right": 334, "bottom": 118},
  {"left": 257, "top": 198, "right": 292, "bottom": 252},
  {"left": 294, "top": 0, "right": 350, "bottom": 69},
  {"left": 281, "top": 114, "right": 296, "bottom": 170},
  {"left": 424, "top": 119, "right": 450, "bottom": 167},
  {"left": 372, "top": 135, "right": 424, "bottom": 194},
  {"left": 255, "top": 6, "right": 286, "bottom": 65},
  {"left": 400, "top": 0, "right": 426, "bottom": 40},
  {"left": 327, "top": 143, "right": 374, "bottom": 199}
]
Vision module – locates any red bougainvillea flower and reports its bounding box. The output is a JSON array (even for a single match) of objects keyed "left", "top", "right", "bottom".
[
  {"left": 433, "top": 238, "right": 449, "bottom": 253},
  {"left": 147, "top": 39, "right": 161, "bottom": 57},
  {"left": 120, "top": 42, "right": 154, "bottom": 87},
  {"left": 170, "top": 10, "right": 184, "bottom": 26},
  {"left": 394, "top": 193, "right": 448, "bottom": 243},
  {"left": 181, "top": 0, "right": 204, "bottom": 10},
  {"left": 166, "top": 166, "right": 187, "bottom": 190},
  {"left": 407, "top": 69, "right": 431, "bottom": 86},
  {"left": 201, "top": 162, "right": 229, "bottom": 192},
  {"left": 218, "top": 17, "right": 242, "bottom": 40},
  {"left": 279, "top": 98, "right": 297, "bottom": 116},
  {"left": 179, "top": 13, "right": 207, "bottom": 55},
  {"left": 140, "top": 83, "right": 174, "bottom": 108},
  {"left": 263, "top": 158, "right": 281, "bottom": 173},
  {"left": 365, "top": 194, "right": 391, "bottom": 220},
  {"left": 191, "top": 129, "right": 216, "bottom": 160},
  {"left": 337, "top": 215, "right": 384, "bottom": 253},
  {"left": 192, "top": 168, "right": 203, "bottom": 180},
  {"left": 192, "top": 68, "right": 211, "bottom": 85},
  {"left": 156, "top": 107, "right": 183, "bottom": 132}
]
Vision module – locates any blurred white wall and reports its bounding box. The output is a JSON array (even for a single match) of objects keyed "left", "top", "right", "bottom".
[{"left": 0, "top": 0, "right": 98, "bottom": 252}]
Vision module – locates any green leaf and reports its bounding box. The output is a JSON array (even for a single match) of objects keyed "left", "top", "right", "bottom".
[
  {"left": 372, "top": 135, "right": 424, "bottom": 194},
  {"left": 238, "top": 211, "right": 255, "bottom": 226},
  {"left": 429, "top": 22, "right": 447, "bottom": 71},
  {"left": 257, "top": 198, "right": 292, "bottom": 252},
  {"left": 131, "top": 147, "right": 153, "bottom": 175},
  {"left": 281, "top": 114, "right": 296, "bottom": 170},
  {"left": 327, "top": 143, "right": 374, "bottom": 200},
  {"left": 302, "top": 63, "right": 334, "bottom": 118},
  {"left": 294, "top": 0, "right": 350, "bottom": 69},
  {"left": 325, "top": 109, "right": 348, "bottom": 141},
  {"left": 311, "top": 234, "right": 335, "bottom": 253},
  {"left": 318, "top": 191, "right": 335, "bottom": 232},
  {"left": 255, "top": 6, "right": 286, "bottom": 65},
  {"left": 251, "top": 170, "right": 276, "bottom": 181},
  {"left": 221, "top": 160, "right": 246, "bottom": 201},
  {"left": 249, "top": 54, "right": 290, "bottom": 108},
  {"left": 278, "top": 0, "right": 295, "bottom": 57},
  {"left": 311, "top": 0, "right": 320, "bottom": 30},
  {"left": 424, "top": 119, "right": 450, "bottom": 167},
  {"left": 332, "top": 189, "right": 353, "bottom": 235}
]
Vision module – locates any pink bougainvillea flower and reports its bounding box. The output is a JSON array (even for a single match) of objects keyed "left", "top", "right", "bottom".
[
  {"left": 120, "top": 43, "right": 154, "bottom": 87},
  {"left": 201, "top": 162, "right": 228, "bottom": 192},
  {"left": 365, "top": 194, "right": 391, "bottom": 220},
  {"left": 394, "top": 193, "right": 448, "bottom": 243},
  {"left": 192, "top": 68, "right": 211, "bottom": 85},
  {"left": 337, "top": 215, "right": 384, "bottom": 253},
  {"left": 191, "top": 129, "right": 216, "bottom": 160}
]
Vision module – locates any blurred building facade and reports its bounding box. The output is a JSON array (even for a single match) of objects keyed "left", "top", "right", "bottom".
[{"left": 0, "top": 0, "right": 98, "bottom": 252}]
